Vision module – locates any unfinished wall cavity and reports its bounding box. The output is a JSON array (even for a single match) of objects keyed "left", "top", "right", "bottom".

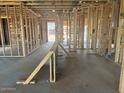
[
  {"left": 115, "top": 0, "right": 124, "bottom": 64},
  {"left": 56, "top": 3, "right": 117, "bottom": 54},
  {"left": 0, "top": 4, "right": 44, "bottom": 57}
]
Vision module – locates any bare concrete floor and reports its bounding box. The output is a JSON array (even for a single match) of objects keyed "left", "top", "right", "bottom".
[{"left": 0, "top": 43, "right": 121, "bottom": 93}]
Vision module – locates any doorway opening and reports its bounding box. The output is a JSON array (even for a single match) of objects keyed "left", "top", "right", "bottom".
[
  {"left": 47, "top": 21, "right": 55, "bottom": 42},
  {"left": 1, "top": 18, "right": 10, "bottom": 45},
  {"left": 84, "top": 25, "right": 88, "bottom": 48}
]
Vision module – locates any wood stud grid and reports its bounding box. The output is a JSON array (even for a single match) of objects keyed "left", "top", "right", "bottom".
[
  {"left": 0, "top": 1, "right": 124, "bottom": 90},
  {"left": 79, "top": 11, "right": 85, "bottom": 49},
  {"left": 54, "top": 3, "right": 118, "bottom": 55},
  {"left": 0, "top": 0, "right": 121, "bottom": 58},
  {"left": 0, "top": 4, "right": 44, "bottom": 57},
  {"left": 87, "top": 6, "right": 92, "bottom": 49},
  {"left": 115, "top": 0, "right": 124, "bottom": 64}
]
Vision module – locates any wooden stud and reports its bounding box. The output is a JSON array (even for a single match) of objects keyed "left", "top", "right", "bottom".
[
  {"left": 119, "top": 49, "right": 124, "bottom": 93},
  {"left": 79, "top": 9, "right": 85, "bottom": 49},
  {"left": 34, "top": 17, "right": 37, "bottom": 48},
  {"left": 118, "top": 0, "right": 124, "bottom": 91},
  {"left": 77, "top": 13, "right": 80, "bottom": 48},
  {"left": 51, "top": 43, "right": 58, "bottom": 82},
  {"left": 68, "top": 12, "right": 71, "bottom": 49},
  {"left": 73, "top": 10, "right": 77, "bottom": 50},
  {"left": 24, "top": 7, "right": 30, "bottom": 54},
  {"left": 97, "top": 5, "right": 104, "bottom": 54},
  {"left": 20, "top": 4, "right": 26, "bottom": 56},
  {"left": 115, "top": 25, "right": 122, "bottom": 63},
  {"left": 91, "top": 7, "right": 98, "bottom": 50},
  {"left": 60, "top": 14, "right": 64, "bottom": 43},
  {"left": 0, "top": 10, "right": 5, "bottom": 56},
  {"left": 87, "top": 7, "right": 91, "bottom": 49},
  {"left": 6, "top": 5, "right": 13, "bottom": 56},
  {"left": 108, "top": 16, "right": 113, "bottom": 53},
  {"left": 53, "top": 52, "right": 56, "bottom": 82},
  {"left": 115, "top": 0, "right": 124, "bottom": 63},
  {"left": 95, "top": 7, "right": 99, "bottom": 50},
  {"left": 67, "top": 13, "right": 69, "bottom": 46},
  {"left": 49, "top": 53, "right": 56, "bottom": 82},
  {"left": 49, "top": 56, "right": 52, "bottom": 82},
  {"left": 31, "top": 14, "right": 35, "bottom": 49},
  {"left": 35, "top": 17, "right": 39, "bottom": 47},
  {"left": 113, "top": 0, "right": 120, "bottom": 47},
  {"left": 14, "top": 6, "right": 20, "bottom": 56},
  {"left": 29, "top": 14, "right": 33, "bottom": 52}
]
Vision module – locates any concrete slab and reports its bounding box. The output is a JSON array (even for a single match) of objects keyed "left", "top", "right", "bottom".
[{"left": 0, "top": 45, "right": 121, "bottom": 93}]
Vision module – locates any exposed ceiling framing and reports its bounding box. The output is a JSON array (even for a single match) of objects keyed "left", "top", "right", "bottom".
[{"left": 0, "top": 0, "right": 108, "bottom": 17}]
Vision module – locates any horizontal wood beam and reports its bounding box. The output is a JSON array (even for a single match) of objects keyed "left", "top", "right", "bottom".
[
  {"left": 0, "top": 2, "right": 20, "bottom": 5},
  {"left": 0, "top": 0, "right": 107, "bottom": 1}
]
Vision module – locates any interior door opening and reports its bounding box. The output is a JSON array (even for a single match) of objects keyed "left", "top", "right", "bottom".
[
  {"left": 47, "top": 21, "right": 55, "bottom": 42},
  {"left": 1, "top": 18, "right": 10, "bottom": 45},
  {"left": 84, "top": 25, "right": 88, "bottom": 48}
]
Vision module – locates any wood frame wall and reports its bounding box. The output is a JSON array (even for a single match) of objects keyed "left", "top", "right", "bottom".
[
  {"left": 0, "top": 4, "right": 44, "bottom": 57},
  {"left": 119, "top": 49, "right": 124, "bottom": 93}
]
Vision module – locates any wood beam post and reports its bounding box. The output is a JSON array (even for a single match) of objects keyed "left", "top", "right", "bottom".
[
  {"left": 79, "top": 9, "right": 85, "bottom": 49},
  {"left": 118, "top": 0, "right": 124, "bottom": 92},
  {"left": 99, "top": 4, "right": 110, "bottom": 55},
  {"left": 50, "top": 52, "right": 56, "bottom": 82},
  {"left": 73, "top": 10, "right": 77, "bottom": 50},
  {"left": 67, "top": 13, "right": 69, "bottom": 46},
  {"left": 20, "top": 3, "right": 26, "bottom": 56},
  {"left": 6, "top": 5, "right": 13, "bottom": 56},
  {"left": 87, "top": 6, "right": 92, "bottom": 49},
  {"left": 91, "top": 7, "right": 98, "bottom": 50},
  {"left": 68, "top": 12, "right": 71, "bottom": 49},
  {"left": 0, "top": 10, "right": 5, "bottom": 56},
  {"left": 97, "top": 5, "right": 104, "bottom": 54},
  {"left": 115, "top": 0, "right": 124, "bottom": 63},
  {"left": 119, "top": 49, "right": 124, "bottom": 93},
  {"left": 29, "top": 14, "right": 33, "bottom": 51},
  {"left": 14, "top": 6, "right": 20, "bottom": 56}
]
